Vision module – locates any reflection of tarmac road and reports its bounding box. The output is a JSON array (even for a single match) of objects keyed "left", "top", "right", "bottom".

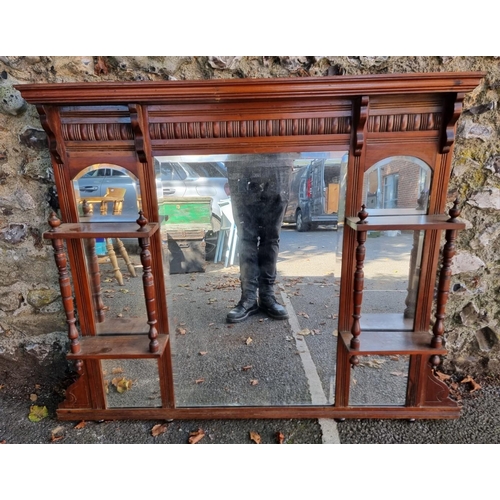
[{"left": 98, "top": 228, "right": 414, "bottom": 415}]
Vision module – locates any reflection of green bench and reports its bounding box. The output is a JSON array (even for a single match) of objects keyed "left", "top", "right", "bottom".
[
  {"left": 159, "top": 197, "right": 212, "bottom": 274},
  {"left": 159, "top": 196, "right": 212, "bottom": 232}
]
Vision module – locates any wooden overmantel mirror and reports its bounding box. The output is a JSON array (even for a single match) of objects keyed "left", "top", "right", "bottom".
[{"left": 17, "top": 72, "right": 484, "bottom": 421}]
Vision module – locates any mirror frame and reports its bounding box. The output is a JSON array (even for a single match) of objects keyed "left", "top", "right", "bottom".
[{"left": 18, "top": 72, "right": 484, "bottom": 420}]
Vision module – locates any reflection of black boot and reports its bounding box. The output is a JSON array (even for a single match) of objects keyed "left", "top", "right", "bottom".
[
  {"left": 226, "top": 297, "right": 259, "bottom": 323},
  {"left": 259, "top": 295, "right": 288, "bottom": 320},
  {"left": 227, "top": 281, "right": 259, "bottom": 323},
  {"left": 259, "top": 286, "right": 289, "bottom": 320}
]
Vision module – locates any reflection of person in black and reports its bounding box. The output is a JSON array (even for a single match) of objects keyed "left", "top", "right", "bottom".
[{"left": 226, "top": 154, "right": 294, "bottom": 323}]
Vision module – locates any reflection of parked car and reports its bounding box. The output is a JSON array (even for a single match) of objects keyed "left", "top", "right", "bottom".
[
  {"left": 154, "top": 160, "right": 230, "bottom": 225},
  {"left": 154, "top": 159, "right": 230, "bottom": 260},
  {"left": 283, "top": 158, "right": 342, "bottom": 232},
  {"left": 76, "top": 166, "right": 140, "bottom": 218}
]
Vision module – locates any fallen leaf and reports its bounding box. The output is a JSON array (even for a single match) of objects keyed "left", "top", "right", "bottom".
[
  {"left": 208, "top": 323, "right": 215, "bottom": 327},
  {"left": 298, "top": 312, "right": 310, "bottom": 319},
  {"left": 30, "top": 393, "right": 38, "bottom": 402},
  {"left": 51, "top": 426, "right": 65, "bottom": 442},
  {"left": 242, "top": 365, "right": 253, "bottom": 371},
  {"left": 250, "top": 431, "right": 261, "bottom": 444},
  {"left": 461, "top": 375, "right": 481, "bottom": 392},
  {"left": 195, "top": 378, "right": 205, "bottom": 384},
  {"left": 176, "top": 326, "right": 187, "bottom": 335},
  {"left": 151, "top": 423, "right": 168, "bottom": 437},
  {"left": 435, "top": 371, "right": 452, "bottom": 381},
  {"left": 74, "top": 421, "right": 86, "bottom": 430},
  {"left": 363, "top": 358, "right": 386, "bottom": 368},
  {"left": 28, "top": 405, "right": 49, "bottom": 422},
  {"left": 111, "top": 377, "right": 133, "bottom": 393},
  {"left": 117, "top": 313, "right": 123, "bottom": 318},
  {"left": 298, "top": 328, "right": 311, "bottom": 336},
  {"left": 250, "top": 379, "right": 259, "bottom": 385},
  {"left": 0, "top": 384, "right": 5, "bottom": 390},
  {"left": 245, "top": 337, "right": 253, "bottom": 345},
  {"left": 119, "top": 289, "right": 129, "bottom": 294},
  {"left": 390, "top": 371, "right": 405, "bottom": 376},
  {"left": 111, "top": 367, "right": 124, "bottom": 374},
  {"left": 276, "top": 431, "right": 285, "bottom": 444},
  {"left": 188, "top": 428, "right": 205, "bottom": 444},
  {"left": 332, "top": 329, "right": 338, "bottom": 337},
  {"left": 199, "top": 351, "right": 208, "bottom": 356}
]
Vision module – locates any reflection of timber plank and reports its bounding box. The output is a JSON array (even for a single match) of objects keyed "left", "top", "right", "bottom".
[
  {"left": 326, "top": 183, "right": 339, "bottom": 213},
  {"left": 96, "top": 317, "right": 149, "bottom": 335},
  {"left": 67, "top": 334, "right": 168, "bottom": 360},
  {"left": 340, "top": 331, "right": 447, "bottom": 355}
]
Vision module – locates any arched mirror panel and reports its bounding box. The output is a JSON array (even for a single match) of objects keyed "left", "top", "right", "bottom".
[{"left": 363, "top": 156, "right": 432, "bottom": 216}]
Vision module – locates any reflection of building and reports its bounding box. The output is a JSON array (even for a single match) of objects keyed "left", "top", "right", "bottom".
[{"left": 363, "top": 156, "right": 431, "bottom": 211}]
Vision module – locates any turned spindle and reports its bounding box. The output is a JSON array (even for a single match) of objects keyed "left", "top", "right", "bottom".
[
  {"left": 48, "top": 213, "right": 81, "bottom": 355},
  {"left": 137, "top": 213, "right": 159, "bottom": 353},
  {"left": 432, "top": 199, "right": 461, "bottom": 348},
  {"left": 350, "top": 205, "right": 368, "bottom": 352}
]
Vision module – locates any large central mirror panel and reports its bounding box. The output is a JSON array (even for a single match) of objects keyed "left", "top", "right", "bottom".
[{"left": 155, "top": 152, "right": 348, "bottom": 407}]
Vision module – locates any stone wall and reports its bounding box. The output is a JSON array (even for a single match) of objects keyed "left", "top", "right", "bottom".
[{"left": 1, "top": 56, "right": 499, "bottom": 379}]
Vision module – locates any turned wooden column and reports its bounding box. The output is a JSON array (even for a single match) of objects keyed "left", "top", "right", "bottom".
[
  {"left": 48, "top": 213, "right": 81, "bottom": 357},
  {"left": 432, "top": 200, "right": 461, "bottom": 348},
  {"left": 105, "top": 238, "right": 124, "bottom": 285},
  {"left": 85, "top": 238, "right": 105, "bottom": 323},
  {"left": 115, "top": 238, "right": 137, "bottom": 277},
  {"left": 350, "top": 205, "right": 368, "bottom": 351},
  {"left": 137, "top": 212, "right": 159, "bottom": 353}
]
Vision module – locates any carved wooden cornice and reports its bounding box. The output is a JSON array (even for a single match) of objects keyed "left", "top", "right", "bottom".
[
  {"left": 17, "top": 73, "right": 485, "bottom": 104},
  {"left": 17, "top": 73, "right": 485, "bottom": 159}
]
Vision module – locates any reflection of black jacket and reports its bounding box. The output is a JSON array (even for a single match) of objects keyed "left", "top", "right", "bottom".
[
  {"left": 226, "top": 154, "right": 295, "bottom": 202},
  {"left": 225, "top": 154, "right": 295, "bottom": 290}
]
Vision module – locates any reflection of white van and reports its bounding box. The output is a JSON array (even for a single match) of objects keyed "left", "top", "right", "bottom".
[{"left": 283, "top": 157, "right": 344, "bottom": 232}]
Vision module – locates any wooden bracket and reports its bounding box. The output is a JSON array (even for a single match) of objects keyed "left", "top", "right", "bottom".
[
  {"left": 440, "top": 92, "right": 465, "bottom": 154},
  {"left": 128, "top": 103, "right": 149, "bottom": 163},
  {"left": 37, "top": 105, "right": 66, "bottom": 164},
  {"left": 354, "top": 96, "right": 369, "bottom": 156}
]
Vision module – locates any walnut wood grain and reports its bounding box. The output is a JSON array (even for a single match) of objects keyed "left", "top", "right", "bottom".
[
  {"left": 340, "top": 331, "right": 448, "bottom": 355},
  {"left": 31, "top": 73, "right": 482, "bottom": 420},
  {"left": 43, "top": 222, "right": 159, "bottom": 239},
  {"left": 66, "top": 334, "right": 168, "bottom": 359},
  {"left": 346, "top": 214, "right": 466, "bottom": 231}
]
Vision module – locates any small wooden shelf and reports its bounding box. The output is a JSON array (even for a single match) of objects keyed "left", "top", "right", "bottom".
[
  {"left": 67, "top": 334, "right": 169, "bottom": 360},
  {"left": 43, "top": 222, "right": 159, "bottom": 239},
  {"left": 340, "top": 331, "right": 447, "bottom": 355},
  {"left": 346, "top": 215, "right": 466, "bottom": 232}
]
